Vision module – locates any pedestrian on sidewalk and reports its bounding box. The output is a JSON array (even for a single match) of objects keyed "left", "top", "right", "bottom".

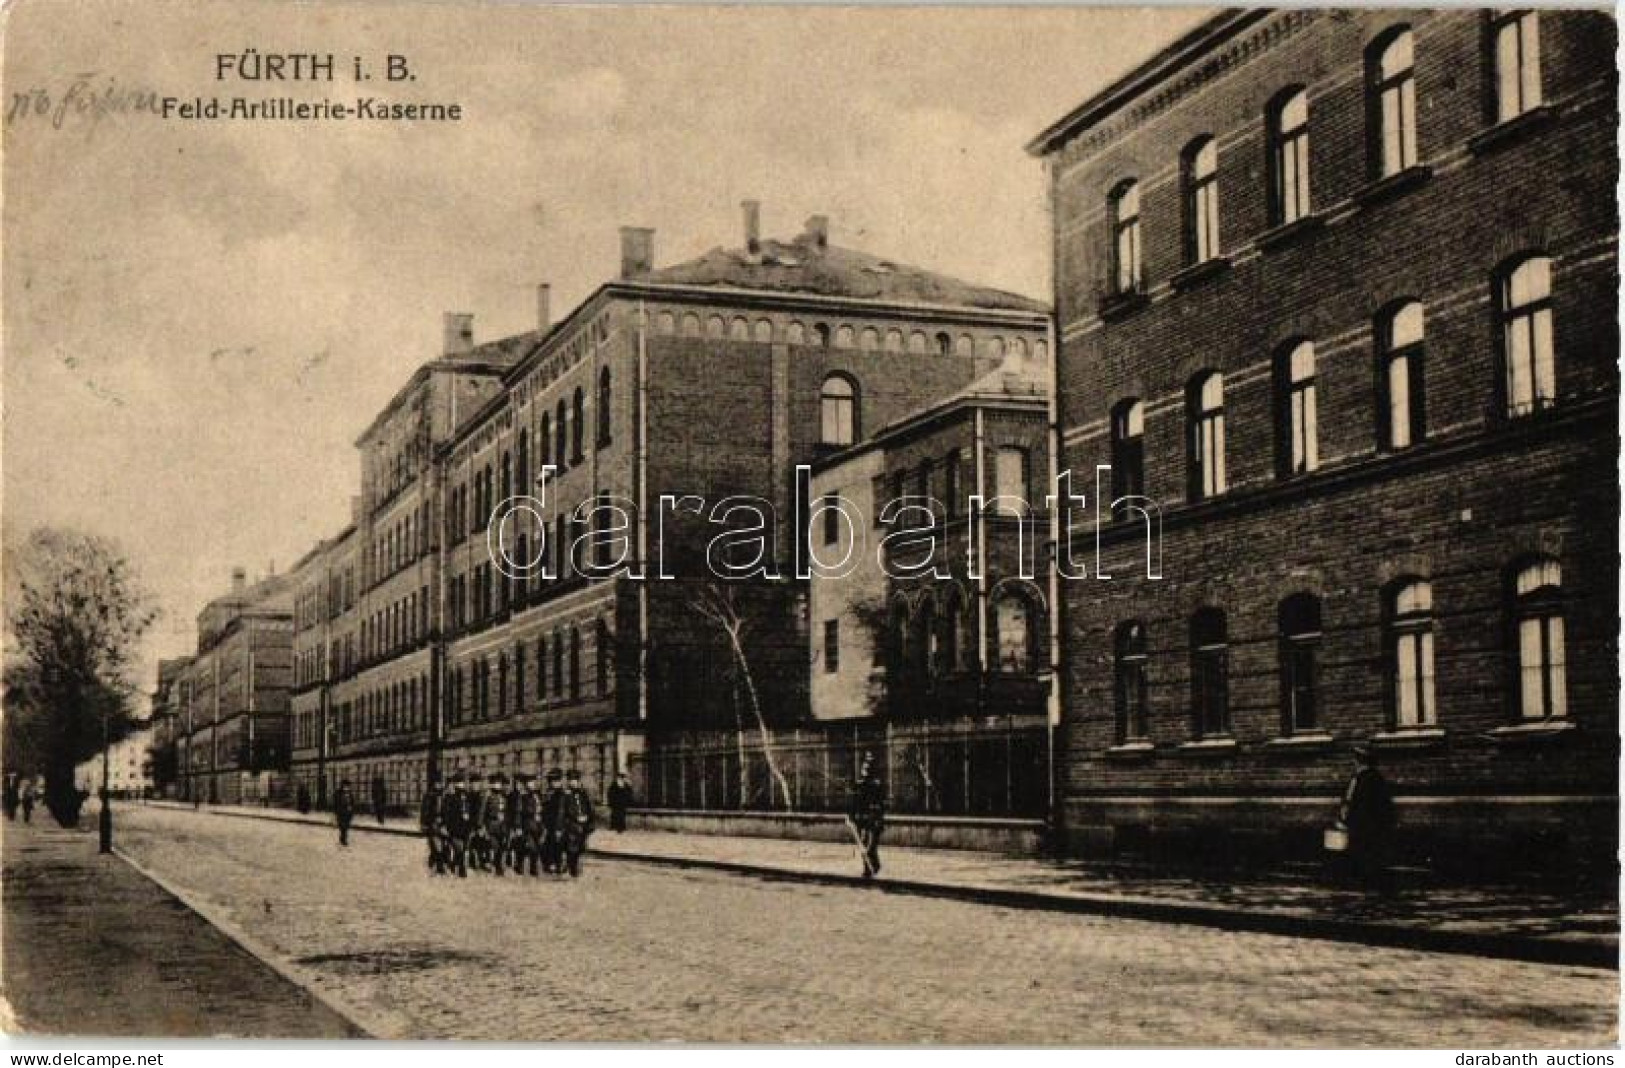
[
  {"left": 850, "top": 753, "right": 886, "bottom": 879},
  {"left": 1338, "top": 745, "right": 1397, "bottom": 894},
  {"left": 334, "top": 782, "right": 355, "bottom": 847},
  {"left": 296, "top": 783, "right": 312, "bottom": 815},
  {"left": 20, "top": 780, "right": 36, "bottom": 824},
  {"left": 608, "top": 771, "right": 633, "bottom": 833},
  {"left": 4, "top": 774, "right": 19, "bottom": 822},
  {"left": 371, "top": 775, "right": 388, "bottom": 825}
]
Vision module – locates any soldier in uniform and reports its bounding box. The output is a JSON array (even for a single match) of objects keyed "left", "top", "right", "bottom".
[
  {"left": 419, "top": 775, "right": 446, "bottom": 875},
  {"left": 540, "top": 768, "right": 565, "bottom": 874},
  {"left": 482, "top": 774, "right": 510, "bottom": 876},
  {"left": 850, "top": 753, "right": 886, "bottom": 879},
  {"left": 441, "top": 772, "right": 472, "bottom": 878},
  {"left": 516, "top": 773, "right": 547, "bottom": 877},
  {"left": 504, "top": 773, "right": 525, "bottom": 872},
  {"left": 333, "top": 781, "right": 356, "bottom": 848},
  {"left": 554, "top": 768, "right": 596, "bottom": 878}
]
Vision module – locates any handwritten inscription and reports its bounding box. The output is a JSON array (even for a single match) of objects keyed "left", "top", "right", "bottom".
[{"left": 6, "top": 72, "right": 162, "bottom": 131}]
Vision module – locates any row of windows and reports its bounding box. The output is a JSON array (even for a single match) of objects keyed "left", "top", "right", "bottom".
[
  {"left": 1106, "top": 15, "right": 1545, "bottom": 293},
  {"left": 652, "top": 309, "right": 1042, "bottom": 365},
  {"left": 366, "top": 503, "right": 433, "bottom": 591},
  {"left": 447, "top": 370, "right": 614, "bottom": 542},
  {"left": 1111, "top": 557, "right": 1569, "bottom": 745},
  {"left": 447, "top": 620, "right": 613, "bottom": 727},
  {"left": 1107, "top": 254, "right": 1561, "bottom": 504}
]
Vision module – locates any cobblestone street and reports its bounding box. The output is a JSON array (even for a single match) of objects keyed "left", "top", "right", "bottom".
[{"left": 109, "top": 806, "right": 1615, "bottom": 1044}]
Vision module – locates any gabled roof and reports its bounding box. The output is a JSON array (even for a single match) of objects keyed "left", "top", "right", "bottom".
[{"left": 639, "top": 233, "right": 1046, "bottom": 314}]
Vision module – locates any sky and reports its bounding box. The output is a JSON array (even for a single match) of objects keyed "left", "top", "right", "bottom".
[{"left": 1, "top": 0, "right": 1211, "bottom": 692}]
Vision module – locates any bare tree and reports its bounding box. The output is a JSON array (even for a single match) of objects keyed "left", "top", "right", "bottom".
[{"left": 691, "top": 583, "right": 794, "bottom": 810}]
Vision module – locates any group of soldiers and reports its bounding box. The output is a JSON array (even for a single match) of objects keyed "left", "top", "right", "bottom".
[{"left": 418, "top": 768, "right": 596, "bottom": 879}]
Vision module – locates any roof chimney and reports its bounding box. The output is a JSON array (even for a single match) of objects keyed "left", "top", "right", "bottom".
[
  {"left": 443, "top": 312, "right": 474, "bottom": 356},
  {"left": 804, "top": 214, "right": 829, "bottom": 251},
  {"left": 536, "top": 284, "right": 552, "bottom": 332},
  {"left": 741, "top": 200, "right": 761, "bottom": 255},
  {"left": 619, "top": 226, "right": 654, "bottom": 279},
  {"left": 231, "top": 567, "right": 246, "bottom": 594}
]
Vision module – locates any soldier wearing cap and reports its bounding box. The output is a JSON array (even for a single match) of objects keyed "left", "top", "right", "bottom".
[
  {"left": 504, "top": 773, "right": 525, "bottom": 872},
  {"left": 420, "top": 774, "right": 446, "bottom": 875},
  {"left": 850, "top": 752, "right": 886, "bottom": 879},
  {"left": 516, "top": 773, "right": 547, "bottom": 877},
  {"left": 554, "top": 768, "right": 597, "bottom": 878},
  {"left": 481, "top": 773, "right": 510, "bottom": 875},
  {"left": 540, "top": 768, "right": 566, "bottom": 874},
  {"left": 440, "top": 772, "right": 472, "bottom": 878}
]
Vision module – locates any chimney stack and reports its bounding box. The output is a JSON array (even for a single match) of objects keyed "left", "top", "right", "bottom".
[
  {"left": 619, "top": 226, "right": 655, "bottom": 279},
  {"left": 804, "top": 214, "right": 829, "bottom": 251},
  {"left": 741, "top": 200, "right": 761, "bottom": 255},
  {"left": 443, "top": 312, "right": 474, "bottom": 355},
  {"left": 231, "top": 567, "right": 246, "bottom": 594},
  {"left": 536, "top": 283, "right": 552, "bottom": 332}
]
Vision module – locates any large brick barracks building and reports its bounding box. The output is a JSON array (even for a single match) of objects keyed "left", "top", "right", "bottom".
[
  {"left": 1031, "top": 9, "right": 1619, "bottom": 870},
  {"left": 228, "top": 205, "right": 1046, "bottom": 813}
]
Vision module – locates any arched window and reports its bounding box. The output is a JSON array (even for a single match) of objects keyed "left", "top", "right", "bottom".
[
  {"left": 935, "top": 332, "right": 952, "bottom": 357},
  {"left": 1369, "top": 27, "right": 1417, "bottom": 177},
  {"left": 551, "top": 630, "right": 564, "bottom": 697},
  {"left": 1114, "top": 621, "right": 1149, "bottom": 743},
  {"left": 1110, "top": 399, "right": 1145, "bottom": 502},
  {"left": 596, "top": 619, "right": 612, "bottom": 694},
  {"left": 753, "top": 319, "right": 773, "bottom": 344},
  {"left": 786, "top": 321, "right": 806, "bottom": 345},
  {"left": 729, "top": 316, "right": 750, "bottom": 341},
  {"left": 1183, "top": 137, "right": 1220, "bottom": 264},
  {"left": 1190, "top": 608, "right": 1229, "bottom": 738},
  {"left": 569, "top": 627, "right": 582, "bottom": 701},
  {"left": 908, "top": 331, "right": 928, "bottom": 355},
  {"left": 812, "top": 323, "right": 830, "bottom": 348},
  {"left": 555, "top": 399, "right": 569, "bottom": 470},
  {"left": 1278, "top": 594, "right": 1322, "bottom": 735},
  {"left": 994, "top": 591, "right": 1038, "bottom": 672},
  {"left": 1269, "top": 88, "right": 1311, "bottom": 225},
  {"left": 478, "top": 657, "right": 491, "bottom": 720},
  {"left": 1109, "top": 179, "right": 1142, "bottom": 294},
  {"left": 1512, "top": 558, "right": 1566, "bottom": 719},
  {"left": 539, "top": 412, "right": 552, "bottom": 469},
  {"left": 497, "top": 654, "right": 509, "bottom": 717},
  {"left": 884, "top": 328, "right": 904, "bottom": 353},
  {"left": 706, "top": 315, "right": 726, "bottom": 339},
  {"left": 655, "top": 310, "right": 676, "bottom": 335},
  {"left": 1499, "top": 255, "right": 1555, "bottom": 416},
  {"left": 571, "top": 386, "right": 585, "bottom": 462},
  {"left": 859, "top": 327, "right": 880, "bottom": 352},
  {"left": 835, "top": 325, "right": 855, "bottom": 349},
  {"left": 1492, "top": 10, "right": 1542, "bottom": 122},
  {"left": 955, "top": 334, "right": 974, "bottom": 358},
  {"left": 820, "top": 374, "right": 858, "bottom": 446},
  {"left": 514, "top": 643, "right": 526, "bottom": 713},
  {"left": 535, "top": 635, "right": 547, "bottom": 703},
  {"left": 1387, "top": 580, "right": 1436, "bottom": 728},
  {"left": 597, "top": 367, "right": 612, "bottom": 447},
  {"left": 1277, "top": 341, "right": 1318, "bottom": 477},
  {"left": 1379, "top": 301, "right": 1426, "bottom": 450},
  {"left": 516, "top": 430, "right": 530, "bottom": 498},
  {"left": 680, "top": 311, "right": 702, "bottom": 337},
  {"left": 1187, "top": 372, "right": 1226, "bottom": 501}
]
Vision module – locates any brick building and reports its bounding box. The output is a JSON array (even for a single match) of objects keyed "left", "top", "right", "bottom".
[
  {"left": 1031, "top": 9, "right": 1618, "bottom": 870},
  {"left": 259, "top": 205, "right": 1047, "bottom": 815},
  {"left": 168, "top": 568, "right": 294, "bottom": 805}
]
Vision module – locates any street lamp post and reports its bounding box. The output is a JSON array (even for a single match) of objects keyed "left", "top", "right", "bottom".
[{"left": 98, "top": 707, "right": 112, "bottom": 854}]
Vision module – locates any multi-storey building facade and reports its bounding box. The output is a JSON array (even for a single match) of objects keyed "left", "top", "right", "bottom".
[
  {"left": 1032, "top": 9, "right": 1618, "bottom": 870},
  {"left": 169, "top": 569, "right": 294, "bottom": 804},
  {"left": 147, "top": 655, "right": 191, "bottom": 798},
  {"left": 249, "top": 206, "right": 1049, "bottom": 815}
]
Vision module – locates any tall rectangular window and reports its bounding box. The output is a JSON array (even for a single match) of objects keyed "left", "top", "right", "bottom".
[
  {"left": 1493, "top": 11, "right": 1542, "bottom": 123},
  {"left": 1371, "top": 29, "right": 1418, "bottom": 177},
  {"left": 1190, "top": 609, "right": 1229, "bottom": 739},
  {"left": 1110, "top": 180, "right": 1142, "bottom": 294},
  {"left": 1279, "top": 342, "right": 1318, "bottom": 476},
  {"left": 1111, "top": 399, "right": 1145, "bottom": 503},
  {"left": 823, "top": 619, "right": 840, "bottom": 674},
  {"left": 1500, "top": 256, "right": 1556, "bottom": 416},
  {"left": 1188, "top": 373, "right": 1226, "bottom": 501},
  {"left": 1380, "top": 302, "right": 1426, "bottom": 450},
  {"left": 1390, "top": 581, "right": 1437, "bottom": 727},
  {"left": 1184, "top": 138, "right": 1220, "bottom": 264},
  {"left": 1270, "top": 89, "right": 1311, "bottom": 225}
]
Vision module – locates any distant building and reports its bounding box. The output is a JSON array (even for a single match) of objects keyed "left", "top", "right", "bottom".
[
  {"left": 75, "top": 726, "right": 154, "bottom": 800},
  {"left": 1030, "top": 10, "right": 1618, "bottom": 870}
]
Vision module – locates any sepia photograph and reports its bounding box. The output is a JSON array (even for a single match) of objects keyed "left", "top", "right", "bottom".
[{"left": 0, "top": 0, "right": 1618, "bottom": 1052}]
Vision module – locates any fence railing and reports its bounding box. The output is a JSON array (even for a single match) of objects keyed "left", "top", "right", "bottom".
[{"left": 630, "top": 716, "right": 1047, "bottom": 819}]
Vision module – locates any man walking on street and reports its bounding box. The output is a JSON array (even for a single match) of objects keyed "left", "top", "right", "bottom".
[
  {"left": 540, "top": 768, "right": 565, "bottom": 874},
  {"left": 850, "top": 753, "right": 886, "bottom": 879},
  {"left": 420, "top": 775, "right": 446, "bottom": 875},
  {"left": 334, "top": 782, "right": 355, "bottom": 847},
  {"left": 483, "top": 774, "right": 510, "bottom": 876},
  {"left": 554, "top": 768, "right": 596, "bottom": 878},
  {"left": 1339, "top": 744, "right": 1397, "bottom": 894},
  {"left": 371, "top": 775, "right": 388, "bottom": 825},
  {"left": 517, "top": 773, "right": 546, "bottom": 876},
  {"left": 442, "top": 773, "right": 471, "bottom": 878},
  {"left": 21, "top": 780, "right": 36, "bottom": 823}
]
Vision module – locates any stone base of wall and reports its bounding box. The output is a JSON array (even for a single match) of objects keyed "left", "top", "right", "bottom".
[
  {"left": 628, "top": 808, "right": 1044, "bottom": 853},
  {"left": 1062, "top": 795, "right": 1619, "bottom": 878}
]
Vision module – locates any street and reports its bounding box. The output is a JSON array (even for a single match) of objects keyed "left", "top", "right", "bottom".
[{"left": 97, "top": 806, "right": 1616, "bottom": 1044}]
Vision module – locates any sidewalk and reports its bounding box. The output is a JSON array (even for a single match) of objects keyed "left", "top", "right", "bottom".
[
  {"left": 146, "top": 800, "right": 1618, "bottom": 969},
  {"left": 1, "top": 817, "right": 365, "bottom": 1038}
]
